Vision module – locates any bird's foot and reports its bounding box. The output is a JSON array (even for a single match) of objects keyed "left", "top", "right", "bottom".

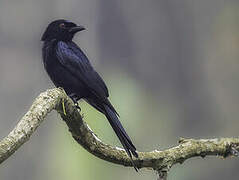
[
  {"left": 68, "top": 93, "right": 81, "bottom": 111},
  {"left": 74, "top": 102, "right": 81, "bottom": 111}
]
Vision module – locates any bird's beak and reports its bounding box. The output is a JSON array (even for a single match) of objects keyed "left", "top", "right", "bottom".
[{"left": 69, "top": 26, "right": 86, "bottom": 33}]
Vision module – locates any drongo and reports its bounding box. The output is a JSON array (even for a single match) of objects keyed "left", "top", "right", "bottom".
[{"left": 41, "top": 19, "right": 138, "bottom": 170}]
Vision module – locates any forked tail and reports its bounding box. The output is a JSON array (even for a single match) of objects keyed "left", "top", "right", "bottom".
[{"left": 104, "top": 104, "right": 138, "bottom": 171}]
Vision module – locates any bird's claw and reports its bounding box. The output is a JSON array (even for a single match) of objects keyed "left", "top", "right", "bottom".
[{"left": 74, "top": 103, "right": 81, "bottom": 111}]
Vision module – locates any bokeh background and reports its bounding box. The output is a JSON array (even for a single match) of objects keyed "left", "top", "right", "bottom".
[{"left": 0, "top": 0, "right": 239, "bottom": 179}]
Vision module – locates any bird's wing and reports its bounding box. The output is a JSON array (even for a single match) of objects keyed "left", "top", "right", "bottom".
[{"left": 56, "top": 41, "right": 109, "bottom": 98}]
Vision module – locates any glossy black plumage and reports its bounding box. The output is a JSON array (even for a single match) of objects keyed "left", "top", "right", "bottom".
[{"left": 41, "top": 20, "right": 138, "bottom": 169}]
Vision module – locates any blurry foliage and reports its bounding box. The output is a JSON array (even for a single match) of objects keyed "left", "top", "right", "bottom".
[{"left": 0, "top": 0, "right": 239, "bottom": 180}]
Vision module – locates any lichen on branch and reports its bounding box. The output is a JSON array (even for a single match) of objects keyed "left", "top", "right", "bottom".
[{"left": 0, "top": 88, "right": 239, "bottom": 178}]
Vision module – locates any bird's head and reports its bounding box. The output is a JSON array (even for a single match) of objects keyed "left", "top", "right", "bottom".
[{"left": 41, "top": 19, "right": 85, "bottom": 42}]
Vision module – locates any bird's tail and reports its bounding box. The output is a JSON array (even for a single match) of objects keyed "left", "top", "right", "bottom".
[{"left": 103, "top": 104, "right": 138, "bottom": 170}]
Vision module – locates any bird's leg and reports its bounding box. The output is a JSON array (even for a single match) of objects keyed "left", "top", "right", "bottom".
[
  {"left": 69, "top": 94, "right": 81, "bottom": 111},
  {"left": 74, "top": 102, "right": 81, "bottom": 111}
]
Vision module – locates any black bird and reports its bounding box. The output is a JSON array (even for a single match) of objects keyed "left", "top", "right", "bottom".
[{"left": 41, "top": 19, "right": 138, "bottom": 169}]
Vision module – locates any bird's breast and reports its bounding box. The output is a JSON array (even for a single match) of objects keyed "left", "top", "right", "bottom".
[{"left": 42, "top": 43, "right": 88, "bottom": 98}]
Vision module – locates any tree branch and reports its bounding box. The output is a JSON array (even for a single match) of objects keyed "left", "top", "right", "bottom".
[{"left": 0, "top": 88, "right": 239, "bottom": 177}]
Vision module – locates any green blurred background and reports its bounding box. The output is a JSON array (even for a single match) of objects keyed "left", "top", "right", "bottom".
[{"left": 0, "top": 0, "right": 239, "bottom": 179}]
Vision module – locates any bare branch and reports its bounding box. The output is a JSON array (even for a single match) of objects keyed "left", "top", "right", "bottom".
[
  {"left": 0, "top": 88, "right": 66, "bottom": 163},
  {"left": 0, "top": 88, "right": 239, "bottom": 175}
]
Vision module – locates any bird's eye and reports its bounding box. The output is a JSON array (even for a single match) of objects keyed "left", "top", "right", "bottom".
[{"left": 59, "top": 23, "right": 65, "bottom": 28}]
